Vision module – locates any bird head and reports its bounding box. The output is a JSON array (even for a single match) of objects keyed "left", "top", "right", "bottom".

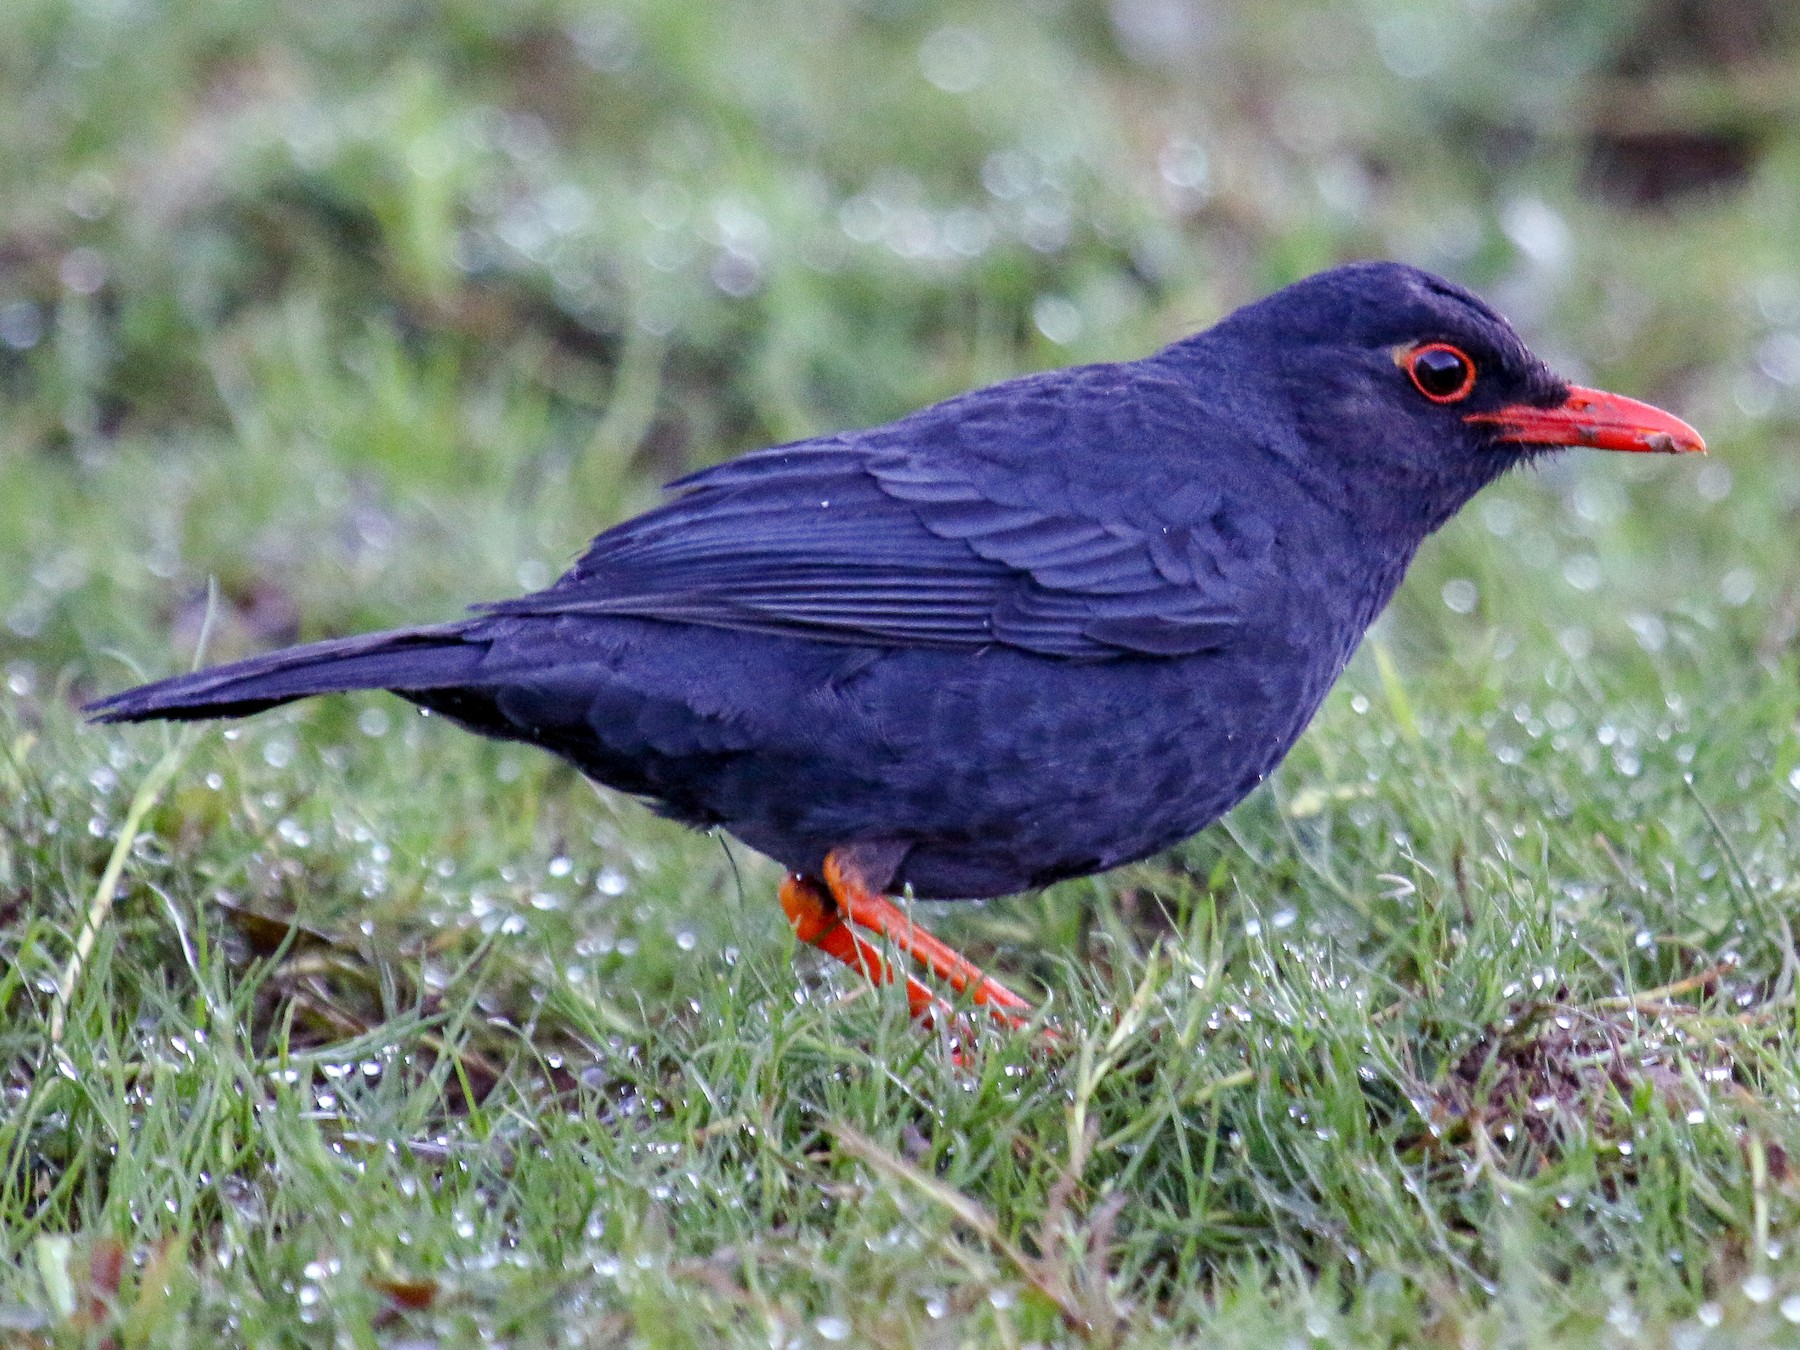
[{"left": 1201, "top": 261, "right": 1704, "bottom": 535}]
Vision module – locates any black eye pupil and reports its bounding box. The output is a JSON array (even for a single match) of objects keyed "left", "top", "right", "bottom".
[{"left": 1413, "top": 347, "right": 1470, "bottom": 398}]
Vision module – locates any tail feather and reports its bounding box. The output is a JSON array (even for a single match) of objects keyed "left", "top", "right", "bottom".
[{"left": 86, "top": 623, "right": 487, "bottom": 723}]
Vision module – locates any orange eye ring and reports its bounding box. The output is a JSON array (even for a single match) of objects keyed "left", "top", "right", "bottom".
[{"left": 1405, "top": 343, "right": 1477, "bottom": 403}]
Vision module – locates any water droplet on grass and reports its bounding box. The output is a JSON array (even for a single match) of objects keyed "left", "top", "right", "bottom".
[
  {"left": 1722, "top": 568, "right": 1757, "bottom": 606},
  {"left": 1695, "top": 462, "right": 1732, "bottom": 502},
  {"left": 0, "top": 301, "right": 42, "bottom": 351},
  {"left": 1158, "top": 137, "right": 1210, "bottom": 192},
  {"left": 1441, "top": 578, "right": 1477, "bottom": 613},
  {"left": 60, "top": 247, "right": 107, "bottom": 294},
  {"left": 1033, "top": 295, "right": 1080, "bottom": 345},
  {"left": 918, "top": 25, "right": 989, "bottom": 92}
]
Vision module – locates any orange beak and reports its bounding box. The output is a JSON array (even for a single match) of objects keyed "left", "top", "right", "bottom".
[{"left": 1466, "top": 386, "right": 1705, "bottom": 455}]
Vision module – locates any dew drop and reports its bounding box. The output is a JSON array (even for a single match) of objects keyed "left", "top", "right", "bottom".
[
  {"left": 1032, "top": 294, "right": 1081, "bottom": 345},
  {"left": 1441, "top": 578, "right": 1477, "bottom": 613},
  {"left": 1721, "top": 567, "right": 1757, "bottom": 607},
  {"left": 917, "top": 25, "right": 989, "bottom": 93}
]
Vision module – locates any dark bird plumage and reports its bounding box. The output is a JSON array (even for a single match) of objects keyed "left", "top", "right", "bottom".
[{"left": 90, "top": 263, "right": 1701, "bottom": 919}]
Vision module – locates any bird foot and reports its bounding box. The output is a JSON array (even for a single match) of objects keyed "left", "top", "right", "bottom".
[
  {"left": 779, "top": 853, "right": 1048, "bottom": 1043},
  {"left": 779, "top": 872, "right": 959, "bottom": 1026}
]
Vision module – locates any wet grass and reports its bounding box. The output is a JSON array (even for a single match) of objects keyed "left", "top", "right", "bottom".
[{"left": 5, "top": 0, "right": 1800, "bottom": 1344}]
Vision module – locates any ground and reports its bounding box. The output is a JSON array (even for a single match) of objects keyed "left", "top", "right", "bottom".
[{"left": 5, "top": 0, "right": 1800, "bottom": 1345}]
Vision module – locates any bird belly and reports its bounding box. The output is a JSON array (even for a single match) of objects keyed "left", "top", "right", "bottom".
[
  {"left": 864, "top": 645, "right": 1334, "bottom": 898},
  {"left": 459, "top": 616, "right": 1347, "bottom": 900}
]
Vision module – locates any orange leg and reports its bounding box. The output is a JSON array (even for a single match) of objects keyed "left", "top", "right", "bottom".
[
  {"left": 780, "top": 852, "right": 1043, "bottom": 1037},
  {"left": 779, "top": 873, "right": 956, "bottom": 1024},
  {"left": 822, "top": 854, "right": 1037, "bottom": 1022}
]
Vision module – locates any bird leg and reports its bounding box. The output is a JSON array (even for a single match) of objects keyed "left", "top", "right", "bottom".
[
  {"left": 779, "top": 872, "right": 956, "bottom": 1024},
  {"left": 779, "top": 851, "right": 1038, "bottom": 1033},
  {"left": 823, "top": 853, "right": 1038, "bottom": 1023}
]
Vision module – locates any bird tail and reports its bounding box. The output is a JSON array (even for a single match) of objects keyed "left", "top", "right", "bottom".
[{"left": 85, "top": 623, "right": 488, "bottom": 723}]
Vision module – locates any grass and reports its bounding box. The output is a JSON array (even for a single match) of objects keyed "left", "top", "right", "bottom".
[{"left": 5, "top": 0, "right": 1800, "bottom": 1343}]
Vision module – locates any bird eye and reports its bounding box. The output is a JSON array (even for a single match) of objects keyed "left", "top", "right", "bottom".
[{"left": 1405, "top": 343, "right": 1476, "bottom": 403}]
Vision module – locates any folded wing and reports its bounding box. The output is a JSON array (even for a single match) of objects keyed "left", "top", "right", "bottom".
[{"left": 488, "top": 367, "right": 1271, "bottom": 659}]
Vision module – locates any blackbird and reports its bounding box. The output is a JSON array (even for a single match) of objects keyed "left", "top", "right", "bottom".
[{"left": 90, "top": 261, "right": 1703, "bottom": 1027}]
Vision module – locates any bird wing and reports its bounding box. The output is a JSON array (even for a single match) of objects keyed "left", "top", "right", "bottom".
[{"left": 485, "top": 366, "right": 1274, "bottom": 659}]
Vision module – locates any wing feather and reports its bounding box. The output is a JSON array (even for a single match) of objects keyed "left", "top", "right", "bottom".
[{"left": 487, "top": 366, "right": 1267, "bottom": 658}]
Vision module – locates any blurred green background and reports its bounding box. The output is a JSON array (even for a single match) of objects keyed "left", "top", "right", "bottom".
[
  {"left": 6, "top": 0, "right": 1800, "bottom": 1344},
  {"left": 3, "top": 0, "right": 1794, "bottom": 682}
]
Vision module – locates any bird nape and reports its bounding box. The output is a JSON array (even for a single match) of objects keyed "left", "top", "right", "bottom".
[{"left": 88, "top": 261, "right": 1704, "bottom": 1035}]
